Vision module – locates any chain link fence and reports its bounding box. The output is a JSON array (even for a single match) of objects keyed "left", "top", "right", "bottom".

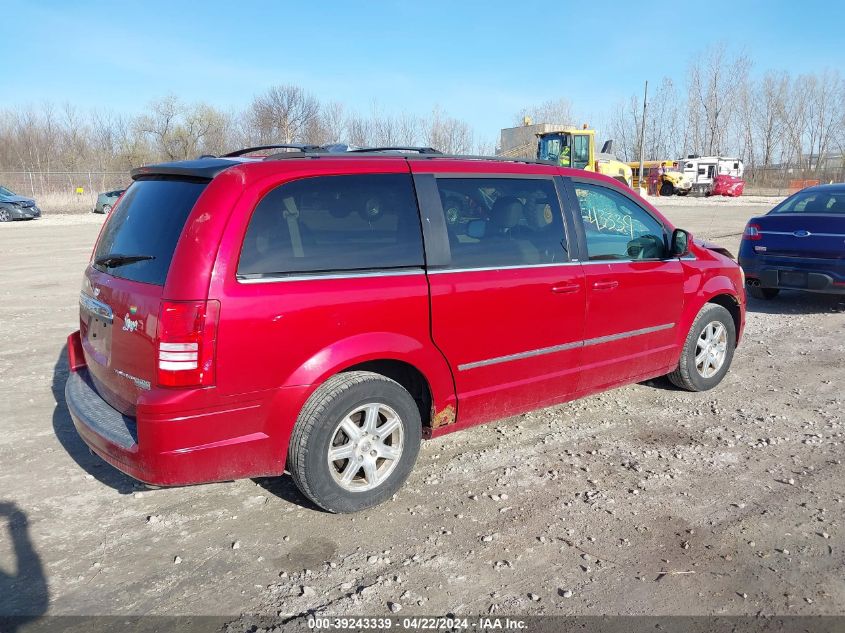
[
  {"left": 0, "top": 171, "right": 130, "bottom": 213},
  {"left": 743, "top": 166, "right": 845, "bottom": 196}
]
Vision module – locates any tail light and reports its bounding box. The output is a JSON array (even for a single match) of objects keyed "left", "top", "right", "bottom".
[
  {"left": 156, "top": 300, "right": 220, "bottom": 388},
  {"left": 742, "top": 223, "right": 762, "bottom": 241}
]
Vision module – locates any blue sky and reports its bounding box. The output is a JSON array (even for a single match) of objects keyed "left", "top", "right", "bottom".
[{"left": 3, "top": 0, "right": 843, "bottom": 142}]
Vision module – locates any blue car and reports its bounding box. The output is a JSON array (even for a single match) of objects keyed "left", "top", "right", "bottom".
[
  {"left": 0, "top": 185, "right": 41, "bottom": 222},
  {"left": 739, "top": 183, "right": 845, "bottom": 299}
]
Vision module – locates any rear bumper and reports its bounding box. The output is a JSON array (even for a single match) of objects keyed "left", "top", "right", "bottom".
[
  {"left": 66, "top": 369, "right": 146, "bottom": 479},
  {"left": 65, "top": 362, "right": 296, "bottom": 486},
  {"left": 740, "top": 255, "right": 845, "bottom": 294}
]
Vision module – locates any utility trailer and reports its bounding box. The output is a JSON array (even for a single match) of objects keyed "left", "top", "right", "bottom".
[{"left": 680, "top": 155, "right": 745, "bottom": 196}]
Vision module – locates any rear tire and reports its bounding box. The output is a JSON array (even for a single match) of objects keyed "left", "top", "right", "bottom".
[
  {"left": 287, "top": 371, "right": 422, "bottom": 513},
  {"left": 660, "top": 181, "right": 675, "bottom": 196},
  {"left": 747, "top": 285, "right": 779, "bottom": 300},
  {"left": 0, "top": 208, "right": 11, "bottom": 222},
  {"left": 668, "top": 303, "right": 736, "bottom": 392},
  {"left": 102, "top": 204, "right": 112, "bottom": 215}
]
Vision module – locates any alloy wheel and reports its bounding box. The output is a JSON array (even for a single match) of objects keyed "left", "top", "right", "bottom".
[
  {"left": 327, "top": 403, "right": 404, "bottom": 492},
  {"left": 695, "top": 321, "right": 728, "bottom": 378}
]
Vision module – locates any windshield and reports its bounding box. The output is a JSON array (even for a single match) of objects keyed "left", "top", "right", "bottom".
[
  {"left": 538, "top": 134, "right": 570, "bottom": 163},
  {"left": 93, "top": 178, "right": 207, "bottom": 285},
  {"left": 771, "top": 190, "right": 845, "bottom": 215},
  {"left": 0, "top": 185, "right": 15, "bottom": 199}
]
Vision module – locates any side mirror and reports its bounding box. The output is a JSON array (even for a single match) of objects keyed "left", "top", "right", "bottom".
[
  {"left": 466, "top": 219, "right": 486, "bottom": 240},
  {"left": 670, "top": 228, "right": 691, "bottom": 257}
]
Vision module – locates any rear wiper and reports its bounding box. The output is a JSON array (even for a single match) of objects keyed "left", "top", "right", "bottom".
[{"left": 95, "top": 253, "right": 155, "bottom": 268}]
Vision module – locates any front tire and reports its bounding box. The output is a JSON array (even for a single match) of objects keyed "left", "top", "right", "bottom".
[
  {"left": 747, "top": 285, "right": 779, "bottom": 300},
  {"left": 668, "top": 303, "right": 736, "bottom": 392},
  {"left": 287, "top": 371, "right": 422, "bottom": 513},
  {"left": 0, "top": 208, "right": 12, "bottom": 222},
  {"left": 102, "top": 204, "right": 112, "bottom": 215}
]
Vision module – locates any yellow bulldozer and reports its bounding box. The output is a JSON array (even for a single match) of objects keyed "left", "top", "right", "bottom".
[{"left": 536, "top": 126, "right": 632, "bottom": 187}]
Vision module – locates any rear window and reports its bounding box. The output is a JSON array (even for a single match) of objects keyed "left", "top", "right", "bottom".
[
  {"left": 771, "top": 190, "right": 845, "bottom": 215},
  {"left": 93, "top": 178, "right": 206, "bottom": 285},
  {"left": 238, "top": 174, "right": 424, "bottom": 278}
]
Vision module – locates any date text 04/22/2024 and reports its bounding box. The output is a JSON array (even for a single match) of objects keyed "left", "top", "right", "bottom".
[{"left": 307, "top": 616, "right": 528, "bottom": 630}]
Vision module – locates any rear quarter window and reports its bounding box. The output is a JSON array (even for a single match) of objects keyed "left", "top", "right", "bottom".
[
  {"left": 772, "top": 191, "right": 845, "bottom": 214},
  {"left": 93, "top": 178, "right": 206, "bottom": 285},
  {"left": 238, "top": 174, "right": 424, "bottom": 278}
]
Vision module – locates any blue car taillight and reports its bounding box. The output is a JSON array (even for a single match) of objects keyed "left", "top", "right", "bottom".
[{"left": 742, "top": 224, "right": 761, "bottom": 241}]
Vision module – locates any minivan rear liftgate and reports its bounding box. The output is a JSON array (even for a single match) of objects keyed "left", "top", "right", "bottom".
[
  {"left": 76, "top": 177, "right": 209, "bottom": 413},
  {"left": 66, "top": 176, "right": 216, "bottom": 481}
]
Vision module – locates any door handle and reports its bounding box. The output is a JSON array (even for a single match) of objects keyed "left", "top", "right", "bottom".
[
  {"left": 592, "top": 280, "right": 619, "bottom": 290},
  {"left": 551, "top": 283, "right": 580, "bottom": 294}
]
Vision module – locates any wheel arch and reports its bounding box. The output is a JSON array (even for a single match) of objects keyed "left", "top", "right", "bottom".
[
  {"left": 281, "top": 332, "right": 457, "bottom": 432},
  {"left": 340, "top": 359, "right": 435, "bottom": 432},
  {"left": 677, "top": 271, "right": 744, "bottom": 353},
  {"left": 706, "top": 293, "right": 742, "bottom": 344}
]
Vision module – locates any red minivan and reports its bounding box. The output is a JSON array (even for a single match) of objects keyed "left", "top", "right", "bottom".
[{"left": 66, "top": 147, "right": 745, "bottom": 512}]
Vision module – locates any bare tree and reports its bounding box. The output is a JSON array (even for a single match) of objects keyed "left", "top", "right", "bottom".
[
  {"left": 136, "top": 96, "right": 231, "bottom": 160},
  {"left": 687, "top": 45, "right": 751, "bottom": 155},
  {"left": 754, "top": 72, "right": 787, "bottom": 167},
  {"left": 837, "top": 82, "right": 845, "bottom": 158},
  {"left": 608, "top": 96, "right": 639, "bottom": 162},
  {"left": 345, "top": 112, "right": 373, "bottom": 147},
  {"left": 308, "top": 101, "right": 346, "bottom": 145},
  {"left": 804, "top": 70, "right": 842, "bottom": 171},
  {"left": 2, "top": 60, "right": 840, "bottom": 188},
  {"left": 137, "top": 96, "right": 181, "bottom": 160},
  {"left": 781, "top": 75, "right": 810, "bottom": 167},
  {"left": 245, "top": 85, "right": 320, "bottom": 145},
  {"left": 513, "top": 98, "right": 573, "bottom": 127},
  {"left": 608, "top": 78, "right": 685, "bottom": 161},
  {"left": 425, "top": 107, "right": 474, "bottom": 154}
]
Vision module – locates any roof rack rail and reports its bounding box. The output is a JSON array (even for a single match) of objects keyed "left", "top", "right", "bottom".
[
  {"left": 349, "top": 146, "right": 442, "bottom": 155},
  {"left": 258, "top": 151, "right": 557, "bottom": 166},
  {"left": 413, "top": 154, "right": 555, "bottom": 166},
  {"left": 223, "top": 144, "right": 322, "bottom": 157}
]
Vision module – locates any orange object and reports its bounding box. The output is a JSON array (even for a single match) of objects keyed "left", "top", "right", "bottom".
[{"left": 789, "top": 179, "right": 820, "bottom": 194}]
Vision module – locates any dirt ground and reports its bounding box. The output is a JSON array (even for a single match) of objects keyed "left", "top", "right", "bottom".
[{"left": 1, "top": 199, "right": 843, "bottom": 626}]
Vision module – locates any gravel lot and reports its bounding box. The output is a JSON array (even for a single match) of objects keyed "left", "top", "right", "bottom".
[{"left": 1, "top": 199, "right": 843, "bottom": 624}]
